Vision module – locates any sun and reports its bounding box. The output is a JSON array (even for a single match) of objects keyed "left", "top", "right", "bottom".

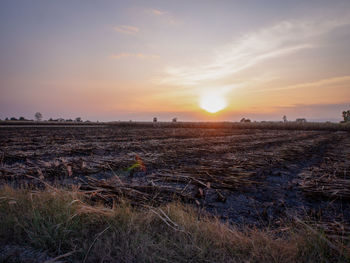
[{"left": 199, "top": 92, "right": 227, "bottom": 113}]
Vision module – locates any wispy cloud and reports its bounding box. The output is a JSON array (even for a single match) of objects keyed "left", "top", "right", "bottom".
[
  {"left": 146, "top": 8, "right": 179, "bottom": 25},
  {"left": 110, "top": 53, "right": 160, "bottom": 59},
  {"left": 255, "top": 75, "right": 350, "bottom": 93},
  {"left": 148, "top": 8, "right": 167, "bottom": 16},
  {"left": 113, "top": 25, "right": 139, "bottom": 35},
  {"left": 161, "top": 17, "right": 350, "bottom": 86}
]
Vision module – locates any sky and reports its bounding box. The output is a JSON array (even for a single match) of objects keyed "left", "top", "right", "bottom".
[{"left": 1, "top": 0, "right": 350, "bottom": 122}]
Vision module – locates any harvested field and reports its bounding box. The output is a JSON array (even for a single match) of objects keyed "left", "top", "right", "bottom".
[{"left": 0, "top": 124, "right": 349, "bottom": 232}]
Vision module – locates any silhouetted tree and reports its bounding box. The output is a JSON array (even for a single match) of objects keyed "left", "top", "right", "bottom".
[
  {"left": 172, "top": 117, "right": 177, "bottom": 122},
  {"left": 19, "top": 117, "right": 26, "bottom": 121},
  {"left": 75, "top": 117, "right": 82, "bottom": 122},
  {"left": 283, "top": 115, "right": 287, "bottom": 122},
  {"left": 10, "top": 117, "right": 17, "bottom": 121},
  {"left": 342, "top": 110, "right": 350, "bottom": 122},
  {"left": 35, "top": 112, "right": 43, "bottom": 121},
  {"left": 240, "top": 118, "right": 251, "bottom": 123},
  {"left": 5, "top": 117, "right": 9, "bottom": 121}
]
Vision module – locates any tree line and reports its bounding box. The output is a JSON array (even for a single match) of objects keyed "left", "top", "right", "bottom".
[
  {"left": 1, "top": 109, "right": 350, "bottom": 123},
  {"left": 1, "top": 112, "right": 86, "bottom": 122}
]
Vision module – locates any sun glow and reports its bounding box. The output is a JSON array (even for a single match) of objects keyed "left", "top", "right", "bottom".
[{"left": 199, "top": 92, "right": 227, "bottom": 113}]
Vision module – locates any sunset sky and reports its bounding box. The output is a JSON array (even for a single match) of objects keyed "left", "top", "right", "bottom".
[{"left": 1, "top": 0, "right": 350, "bottom": 122}]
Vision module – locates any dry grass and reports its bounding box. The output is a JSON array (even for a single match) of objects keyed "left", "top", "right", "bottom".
[
  {"left": 0, "top": 185, "right": 349, "bottom": 263},
  {"left": 1, "top": 120, "right": 350, "bottom": 131},
  {"left": 106, "top": 121, "right": 350, "bottom": 131},
  {"left": 299, "top": 134, "right": 350, "bottom": 200},
  {"left": 1, "top": 125, "right": 350, "bottom": 262}
]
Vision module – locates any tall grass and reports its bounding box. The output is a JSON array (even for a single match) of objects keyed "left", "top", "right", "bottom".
[{"left": 0, "top": 186, "right": 349, "bottom": 262}]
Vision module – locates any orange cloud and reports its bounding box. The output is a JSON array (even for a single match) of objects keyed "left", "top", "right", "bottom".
[
  {"left": 113, "top": 25, "right": 139, "bottom": 35},
  {"left": 146, "top": 8, "right": 179, "bottom": 25},
  {"left": 110, "top": 53, "right": 160, "bottom": 59},
  {"left": 149, "top": 8, "right": 166, "bottom": 16}
]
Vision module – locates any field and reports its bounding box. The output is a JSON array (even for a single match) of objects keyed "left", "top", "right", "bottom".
[{"left": 1, "top": 123, "right": 350, "bottom": 262}]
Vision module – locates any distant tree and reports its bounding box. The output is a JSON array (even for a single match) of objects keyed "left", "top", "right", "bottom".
[
  {"left": 296, "top": 118, "right": 307, "bottom": 123},
  {"left": 283, "top": 115, "right": 287, "bottom": 122},
  {"left": 75, "top": 117, "right": 82, "bottom": 122},
  {"left": 342, "top": 110, "right": 350, "bottom": 122},
  {"left": 172, "top": 117, "right": 177, "bottom": 123},
  {"left": 48, "top": 118, "right": 53, "bottom": 121},
  {"left": 5, "top": 117, "right": 9, "bottom": 121},
  {"left": 10, "top": 117, "right": 18, "bottom": 121},
  {"left": 66, "top": 119, "right": 73, "bottom": 122},
  {"left": 153, "top": 117, "right": 157, "bottom": 123},
  {"left": 35, "top": 112, "right": 43, "bottom": 121},
  {"left": 240, "top": 118, "right": 251, "bottom": 123},
  {"left": 19, "top": 117, "right": 26, "bottom": 121}
]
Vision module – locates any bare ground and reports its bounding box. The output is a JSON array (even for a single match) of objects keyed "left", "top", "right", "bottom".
[{"left": 1, "top": 125, "right": 349, "bottom": 231}]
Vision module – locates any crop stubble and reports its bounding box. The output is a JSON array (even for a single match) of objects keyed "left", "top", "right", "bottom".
[{"left": 0, "top": 125, "right": 349, "bottom": 234}]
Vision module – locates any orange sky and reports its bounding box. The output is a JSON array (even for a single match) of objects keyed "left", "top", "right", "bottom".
[{"left": 1, "top": 1, "right": 350, "bottom": 122}]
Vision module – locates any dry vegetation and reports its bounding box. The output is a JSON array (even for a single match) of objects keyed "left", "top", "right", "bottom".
[
  {"left": 0, "top": 123, "right": 349, "bottom": 262},
  {"left": 299, "top": 136, "right": 350, "bottom": 200},
  {"left": 0, "top": 186, "right": 349, "bottom": 263}
]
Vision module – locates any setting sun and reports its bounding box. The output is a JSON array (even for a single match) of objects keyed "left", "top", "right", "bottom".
[{"left": 199, "top": 92, "right": 227, "bottom": 113}]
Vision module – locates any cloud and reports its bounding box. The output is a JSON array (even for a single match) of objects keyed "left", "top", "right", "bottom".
[
  {"left": 110, "top": 53, "right": 160, "bottom": 59},
  {"left": 253, "top": 75, "right": 350, "bottom": 93},
  {"left": 113, "top": 25, "right": 139, "bottom": 35},
  {"left": 146, "top": 8, "right": 179, "bottom": 25},
  {"left": 148, "top": 8, "right": 167, "bottom": 16},
  {"left": 161, "top": 17, "right": 350, "bottom": 86}
]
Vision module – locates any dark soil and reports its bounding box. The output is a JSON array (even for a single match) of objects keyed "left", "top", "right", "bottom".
[{"left": 1, "top": 125, "right": 349, "bottom": 229}]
